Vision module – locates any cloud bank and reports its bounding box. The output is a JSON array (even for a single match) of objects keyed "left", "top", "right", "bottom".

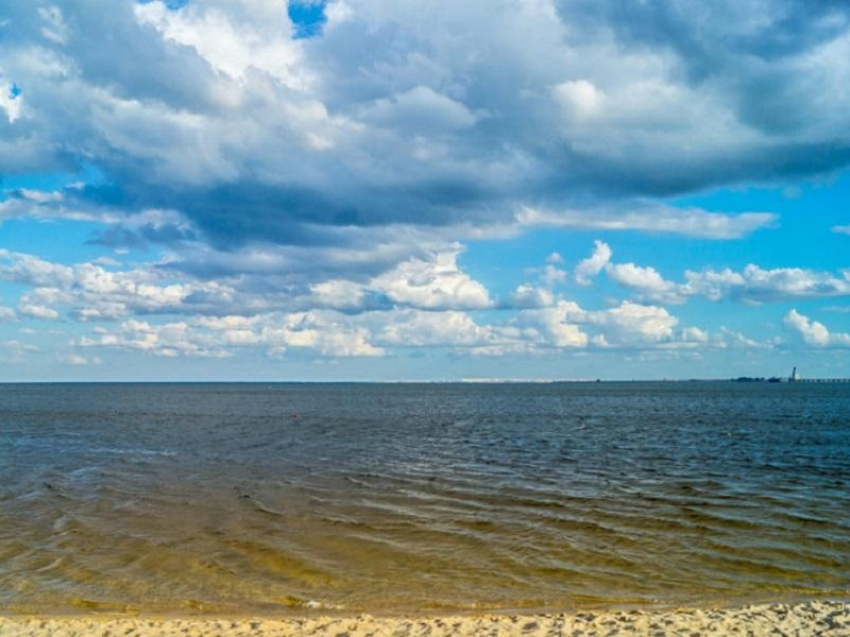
[{"left": 1, "top": 0, "right": 849, "bottom": 375}]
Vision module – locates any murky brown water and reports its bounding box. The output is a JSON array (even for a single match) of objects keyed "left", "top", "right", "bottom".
[{"left": 1, "top": 382, "right": 848, "bottom": 614}]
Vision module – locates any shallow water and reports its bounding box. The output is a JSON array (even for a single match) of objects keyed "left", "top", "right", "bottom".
[{"left": 0, "top": 382, "right": 848, "bottom": 614}]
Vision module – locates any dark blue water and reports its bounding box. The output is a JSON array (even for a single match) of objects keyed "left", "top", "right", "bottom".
[{"left": 0, "top": 382, "right": 848, "bottom": 614}]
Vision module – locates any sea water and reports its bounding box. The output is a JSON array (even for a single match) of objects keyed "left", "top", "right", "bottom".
[{"left": 1, "top": 382, "right": 848, "bottom": 614}]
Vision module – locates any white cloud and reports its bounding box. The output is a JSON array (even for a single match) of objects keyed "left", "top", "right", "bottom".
[
  {"left": 685, "top": 265, "right": 850, "bottom": 303},
  {"left": 540, "top": 262, "right": 568, "bottom": 287},
  {"left": 309, "top": 279, "right": 367, "bottom": 310},
  {"left": 518, "top": 301, "right": 589, "bottom": 349},
  {"left": 784, "top": 309, "right": 850, "bottom": 347},
  {"left": 681, "top": 326, "right": 709, "bottom": 343},
  {"left": 0, "top": 80, "right": 22, "bottom": 123},
  {"left": 134, "top": 0, "right": 308, "bottom": 88},
  {"left": 574, "top": 240, "right": 612, "bottom": 286},
  {"left": 605, "top": 262, "right": 685, "bottom": 304},
  {"left": 80, "top": 319, "right": 229, "bottom": 358},
  {"left": 5, "top": 0, "right": 845, "bottom": 256},
  {"left": 509, "top": 284, "right": 555, "bottom": 309},
  {"left": 0, "top": 248, "right": 235, "bottom": 320},
  {"left": 369, "top": 249, "right": 492, "bottom": 310},
  {"left": 591, "top": 244, "right": 850, "bottom": 304},
  {"left": 60, "top": 353, "right": 98, "bottom": 365},
  {"left": 832, "top": 225, "right": 850, "bottom": 235},
  {"left": 38, "top": 6, "right": 69, "bottom": 45},
  {"left": 19, "top": 303, "right": 60, "bottom": 320},
  {"left": 519, "top": 206, "right": 776, "bottom": 240},
  {"left": 6, "top": 0, "right": 844, "bottom": 375},
  {"left": 258, "top": 311, "right": 384, "bottom": 357},
  {"left": 0, "top": 340, "right": 38, "bottom": 362},
  {"left": 553, "top": 79, "right": 606, "bottom": 120},
  {"left": 517, "top": 300, "right": 680, "bottom": 349},
  {"left": 373, "top": 309, "right": 492, "bottom": 348},
  {"left": 72, "top": 294, "right": 735, "bottom": 361},
  {"left": 585, "top": 302, "right": 679, "bottom": 345}
]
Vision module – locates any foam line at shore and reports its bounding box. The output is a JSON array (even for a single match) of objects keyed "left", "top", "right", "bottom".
[{"left": 1, "top": 602, "right": 848, "bottom": 636}]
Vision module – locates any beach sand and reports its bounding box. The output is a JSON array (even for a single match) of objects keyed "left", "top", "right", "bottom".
[{"left": 1, "top": 602, "right": 848, "bottom": 636}]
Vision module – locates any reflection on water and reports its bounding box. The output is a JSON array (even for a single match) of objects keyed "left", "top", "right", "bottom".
[{"left": 0, "top": 382, "right": 848, "bottom": 614}]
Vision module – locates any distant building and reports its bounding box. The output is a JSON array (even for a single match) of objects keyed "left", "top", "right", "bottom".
[{"left": 790, "top": 367, "right": 799, "bottom": 382}]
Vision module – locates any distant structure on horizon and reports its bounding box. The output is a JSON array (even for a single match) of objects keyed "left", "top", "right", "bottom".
[{"left": 733, "top": 367, "right": 850, "bottom": 382}]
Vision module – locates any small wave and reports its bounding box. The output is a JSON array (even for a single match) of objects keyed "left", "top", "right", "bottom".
[{"left": 90, "top": 446, "right": 177, "bottom": 457}]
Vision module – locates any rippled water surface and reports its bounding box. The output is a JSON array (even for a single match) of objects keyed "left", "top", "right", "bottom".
[{"left": 1, "top": 382, "right": 849, "bottom": 614}]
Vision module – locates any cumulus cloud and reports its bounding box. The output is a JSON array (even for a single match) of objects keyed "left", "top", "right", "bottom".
[
  {"left": 3, "top": 0, "right": 848, "bottom": 372},
  {"left": 368, "top": 250, "right": 493, "bottom": 310},
  {"left": 605, "top": 262, "right": 686, "bottom": 304},
  {"left": 2, "top": 0, "right": 845, "bottom": 249},
  {"left": 80, "top": 319, "right": 230, "bottom": 358},
  {"left": 595, "top": 244, "right": 850, "bottom": 304},
  {"left": 574, "top": 240, "right": 611, "bottom": 286},
  {"left": 685, "top": 265, "right": 850, "bottom": 303},
  {"left": 516, "top": 300, "right": 685, "bottom": 349},
  {"left": 19, "top": 303, "right": 60, "bottom": 320},
  {"left": 509, "top": 284, "right": 556, "bottom": 309},
  {"left": 372, "top": 309, "right": 496, "bottom": 349},
  {"left": 70, "top": 291, "right": 738, "bottom": 360},
  {"left": 784, "top": 309, "right": 850, "bottom": 347},
  {"left": 584, "top": 302, "right": 679, "bottom": 345},
  {"left": 0, "top": 248, "right": 235, "bottom": 320}
]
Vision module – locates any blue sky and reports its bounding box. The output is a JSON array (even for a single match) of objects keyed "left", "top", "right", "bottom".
[{"left": 0, "top": 0, "right": 849, "bottom": 381}]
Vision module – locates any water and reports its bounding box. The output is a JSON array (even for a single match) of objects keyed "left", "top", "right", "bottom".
[{"left": 1, "top": 382, "right": 848, "bottom": 615}]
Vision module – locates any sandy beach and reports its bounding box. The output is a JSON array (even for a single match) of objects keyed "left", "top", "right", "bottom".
[{"left": 1, "top": 602, "right": 849, "bottom": 636}]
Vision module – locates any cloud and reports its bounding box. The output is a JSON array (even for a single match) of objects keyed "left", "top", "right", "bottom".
[
  {"left": 784, "top": 309, "right": 850, "bottom": 347},
  {"left": 81, "top": 312, "right": 385, "bottom": 359},
  {"left": 0, "top": 339, "right": 38, "bottom": 362},
  {"left": 19, "top": 303, "right": 60, "bottom": 320},
  {"left": 509, "top": 284, "right": 555, "bottom": 309},
  {"left": 605, "top": 262, "right": 686, "bottom": 304},
  {"left": 60, "top": 353, "right": 99, "bottom": 365},
  {"left": 4, "top": 0, "right": 850, "bottom": 374},
  {"left": 585, "top": 302, "right": 679, "bottom": 345},
  {"left": 574, "top": 240, "right": 612, "bottom": 286},
  {"left": 2, "top": 0, "right": 846, "bottom": 256},
  {"left": 69, "top": 291, "right": 739, "bottom": 360},
  {"left": 372, "top": 309, "right": 496, "bottom": 348},
  {"left": 80, "top": 319, "right": 230, "bottom": 358},
  {"left": 594, "top": 244, "right": 850, "bottom": 304},
  {"left": 685, "top": 265, "right": 850, "bottom": 303},
  {"left": 553, "top": 79, "right": 606, "bottom": 120},
  {"left": 518, "top": 206, "right": 776, "bottom": 239},
  {"left": 367, "top": 249, "right": 493, "bottom": 310},
  {"left": 0, "top": 79, "right": 22, "bottom": 123},
  {"left": 516, "top": 300, "right": 688, "bottom": 349},
  {"left": 833, "top": 225, "right": 850, "bottom": 235}
]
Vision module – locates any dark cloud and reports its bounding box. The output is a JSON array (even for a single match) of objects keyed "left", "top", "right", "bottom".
[{"left": 2, "top": 0, "right": 850, "bottom": 255}]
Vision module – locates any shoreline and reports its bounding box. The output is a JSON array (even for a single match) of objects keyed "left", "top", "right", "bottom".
[{"left": 1, "top": 601, "right": 849, "bottom": 636}]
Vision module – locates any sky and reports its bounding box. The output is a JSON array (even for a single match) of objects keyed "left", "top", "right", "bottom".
[{"left": 0, "top": 0, "right": 849, "bottom": 381}]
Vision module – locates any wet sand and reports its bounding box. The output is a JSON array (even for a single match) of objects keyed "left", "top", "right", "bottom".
[{"left": 1, "top": 602, "right": 849, "bottom": 636}]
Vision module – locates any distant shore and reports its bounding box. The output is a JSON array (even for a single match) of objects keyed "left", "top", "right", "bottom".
[{"left": 1, "top": 602, "right": 848, "bottom": 636}]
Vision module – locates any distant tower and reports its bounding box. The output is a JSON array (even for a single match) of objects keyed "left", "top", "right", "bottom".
[{"left": 790, "top": 366, "right": 799, "bottom": 382}]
